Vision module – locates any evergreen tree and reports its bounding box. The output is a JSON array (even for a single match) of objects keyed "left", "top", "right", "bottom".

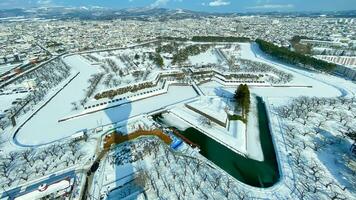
[
  {"left": 255, "top": 39, "right": 336, "bottom": 72},
  {"left": 234, "top": 84, "right": 250, "bottom": 119}
]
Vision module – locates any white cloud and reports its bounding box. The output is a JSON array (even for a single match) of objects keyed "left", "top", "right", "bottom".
[
  {"left": 247, "top": 4, "right": 294, "bottom": 9},
  {"left": 37, "top": 0, "right": 52, "bottom": 5},
  {"left": 208, "top": 0, "right": 230, "bottom": 7},
  {"left": 256, "top": 0, "right": 270, "bottom": 4},
  {"left": 150, "top": 0, "right": 169, "bottom": 8}
]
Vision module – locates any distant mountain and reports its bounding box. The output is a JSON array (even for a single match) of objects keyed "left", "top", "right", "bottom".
[
  {"left": 0, "top": 7, "right": 216, "bottom": 21},
  {"left": 0, "top": 7, "right": 355, "bottom": 21}
]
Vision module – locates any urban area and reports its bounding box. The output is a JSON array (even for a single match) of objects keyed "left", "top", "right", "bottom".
[{"left": 0, "top": 5, "right": 355, "bottom": 200}]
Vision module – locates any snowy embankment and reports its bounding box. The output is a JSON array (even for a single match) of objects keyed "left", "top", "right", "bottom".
[
  {"left": 167, "top": 104, "right": 247, "bottom": 156},
  {"left": 187, "top": 97, "right": 228, "bottom": 125},
  {"left": 14, "top": 69, "right": 197, "bottom": 147},
  {"left": 245, "top": 96, "right": 264, "bottom": 161},
  {"left": 198, "top": 43, "right": 355, "bottom": 164},
  {"left": 162, "top": 92, "right": 263, "bottom": 162},
  {"left": 240, "top": 42, "right": 355, "bottom": 97},
  {"left": 13, "top": 55, "right": 98, "bottom": 146},
  {"left": 160, "top": 112, "right": 190, "bottom": 131}
]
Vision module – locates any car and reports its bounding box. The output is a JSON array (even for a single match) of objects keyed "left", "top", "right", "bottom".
[{"left": 38, "top": 183, "right": 48, "bottom": 192}]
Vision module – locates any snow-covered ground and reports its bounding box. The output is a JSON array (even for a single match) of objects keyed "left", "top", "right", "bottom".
[
  {"left": 13, "top": 55, "right": 98, "bottom": 145},
  {"left": 15, "top": 179, "right": 71, "bottom": 200},
  {"left": 239, "top": 43, "right": 355, "bottom": 97},
  {"left": 189, "top": 49, "right": 219, "bottom": 66},
  {"left": 187, "top": 96, "right": 228, "bottom": 125},
  {"left": 267, "top": 96, "right": 356, "bottom": 199},
  {"left": 0, "top": 62, "right": 22, "bottom": 75},
  {"left": 1, "top": 40, "right": 355, "bottom": 200},
  {"left": 0, "top": 92, "right": 27, "bottom": 113},
  {"left": 165, "top": 103, "right": 247, "bottom": 156},
  {"left": 94, "top": 136, "right": 255, "bottom": 200},
  {"left": 15, "top": 83, "right": 197, "bottom": 146}
]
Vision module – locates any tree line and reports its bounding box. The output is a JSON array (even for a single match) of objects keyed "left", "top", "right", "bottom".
[
  {"left": 94, "top": 81, "right": 155, "bottom": 100},
  {"left": 156, "top": 36, "right": 251, "bottom": 43},
  {"left": 155, "top": 42, "right": 179, "bottom": 54},
  {"left": 255, "top": 39, "right": 336, "bottom": 72},
  {"left": 172, "top": 44, "right": 210, "bottom": 65},
  {"left": 191, "top": 36, "right": 251, "bottom": 43},
  {"left": 157, "top": 36, "right": 189, "bottom": 41}
]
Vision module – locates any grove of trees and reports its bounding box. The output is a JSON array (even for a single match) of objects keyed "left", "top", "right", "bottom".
[
  {"left": 290, "top": 35, "right": 312, "bottom": 55},
  {"left": 191, "top": 36, "right": 251, "bottom": 43},
  {"left": 149, "top": 53, "right": 164, "bottom": 68},
  {"left": 237, "top": 59, "right": 293, "bottom": 84},
  {"left": 94, "top": 81, "right": 155, "bottom": 100},
  {"left": 155, "top": 42, "right": 179, "bottom": 54},
  {"left": 275, "top": 96, "right": 356, "bottom": 199},
  {"left": 255, "top": 39, "right": 336, "bottom": 72},
  {"left": 172, "top": 44, "right": 211, "bottom": 65},
  {"left": 104, "top": 137, "right": 255, "bottom": 200},
  {"left": 0, "top": 59, "right": 71, "bottom": 131},
  {"left": 0, "top": 140, "right": 90, "bottom": 190}
]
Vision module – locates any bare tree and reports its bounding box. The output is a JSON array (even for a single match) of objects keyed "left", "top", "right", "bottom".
[
  {"left": 134, "top": 170, "right": 148, "bottom": 189},
  {"left": 198, "top": 116, "right": 212, "bottom": 127}
]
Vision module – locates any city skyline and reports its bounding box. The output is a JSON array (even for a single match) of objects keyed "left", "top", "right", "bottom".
[{"left": 1, "top": 0, "right": 356, "bottom": 12}]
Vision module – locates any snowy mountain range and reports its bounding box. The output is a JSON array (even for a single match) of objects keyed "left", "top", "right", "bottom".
[{"left": 0, "top": 7, "right": 355, "bottom": 20}]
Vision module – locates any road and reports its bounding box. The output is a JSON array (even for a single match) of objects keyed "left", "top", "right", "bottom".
[{"left": 1, "top": 170, "right": 76, "bottom": 200}]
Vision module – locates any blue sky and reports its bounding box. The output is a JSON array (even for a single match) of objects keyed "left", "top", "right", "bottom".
[{"left": 1, "top": 0, "right": 355, "bottom": 12}]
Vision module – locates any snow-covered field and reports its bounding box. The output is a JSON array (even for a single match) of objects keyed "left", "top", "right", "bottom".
[{"left": 189, "top": 49, "right": 220, "bottom": 66}]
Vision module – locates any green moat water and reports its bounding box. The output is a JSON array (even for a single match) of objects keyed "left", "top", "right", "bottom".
[{"left": 158, "top": 97, "right": 280, "bottom": 187}]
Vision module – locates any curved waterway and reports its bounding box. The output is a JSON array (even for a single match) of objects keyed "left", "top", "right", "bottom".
[{"left": 156, "top": 97, "right": 279, "bottom": 187}]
